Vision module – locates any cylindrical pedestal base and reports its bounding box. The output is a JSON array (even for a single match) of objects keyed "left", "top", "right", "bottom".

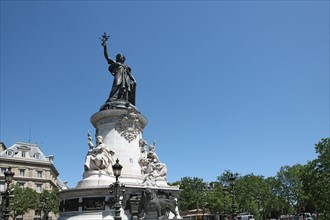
[{"left": 90, "top": 108, "right": 147, "bottom": 185}]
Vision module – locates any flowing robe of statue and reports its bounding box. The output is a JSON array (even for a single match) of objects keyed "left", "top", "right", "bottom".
[
  {"left": 100, "top": 33, "right": 136, "bottom": 108},
  {"left": 84, "top": 135, "right": 115, "bottom": 174},
  {"left": 107, "top": 61, "right": 136, "bottom": 105}
]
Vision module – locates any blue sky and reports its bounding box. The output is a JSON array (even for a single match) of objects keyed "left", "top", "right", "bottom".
[{"left": 1, "top": 1, "right": 329, "bottom": 188}]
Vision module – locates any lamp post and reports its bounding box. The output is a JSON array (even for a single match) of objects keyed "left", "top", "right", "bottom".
[
  {"left": 110, "top": 159, "right": 125, "bottom": 220},
  {"left": 229, "top": 173, "right": 237, "bottom": 220},
  {"left": 222, "top": 188, "right": 227, "bottom": 220},
  {"left": 202, "top": 207, "right": 205, "bottom": 220},
  {"left": 2, "top": 167, "right": 14, "bottom": 220},
  {"left": 256, "top": 195, "right": 261, "bottom": 220},
  {"left": 43, "top": 197, "right": 50, "bottom": 220}
]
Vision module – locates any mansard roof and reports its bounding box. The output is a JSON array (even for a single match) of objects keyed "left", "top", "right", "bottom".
[
  {"left": 0, "top": 142, "right": 59, "bottom": 176},
  {"left": 0, "top": 142, "right": 6, "bottom": 152},
  {"left": 0, "top": 142, "right": 49, "bottom": 161}
]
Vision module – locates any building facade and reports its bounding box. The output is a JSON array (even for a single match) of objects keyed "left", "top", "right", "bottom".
[{"left": 0, "top": 141, "right": 66, "bottom": 220}]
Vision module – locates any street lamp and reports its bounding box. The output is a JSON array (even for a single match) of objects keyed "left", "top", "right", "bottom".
[
  {"left": 2, "top": 167, "right": 15, "bottom": 220},
  {"left": 112, "top": 159, "right": 123, "bottom": 181},
  {"left": 202, "top": 207, "right": 205, "bottom": 220},
  {"left": 4, "top": 168, "right": 14, "bottom": 184},
  {"left": 229, "top": 173, "right": 237, "bottom": 220},
  {"left": 43, "top": 197, "right": 50, "bottom": 220},
  {"left": 256, "top": 195, "right": 261, "bottom": 220},
  {"left": 110, "top": 159, "right": 125, "bottom": 220},
  {"left": 222, "top": 188, "right": 227, "bottom": 220}
]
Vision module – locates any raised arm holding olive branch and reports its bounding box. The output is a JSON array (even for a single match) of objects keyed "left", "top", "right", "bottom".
[{"left": 99, "top": 32, "right": 136, "bottom": 109}]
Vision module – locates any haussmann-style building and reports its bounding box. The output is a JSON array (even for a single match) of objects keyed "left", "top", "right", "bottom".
[{"left": 0, "top": 141, "right": 67, "bottom": 220}]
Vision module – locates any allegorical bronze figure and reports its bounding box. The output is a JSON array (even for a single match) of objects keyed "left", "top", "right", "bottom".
[{"left": 100, "top": 33, "right": 136, "bottom": 109}]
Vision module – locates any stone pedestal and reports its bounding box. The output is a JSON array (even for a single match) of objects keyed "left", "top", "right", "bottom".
[
  {"left": 76, "top": 108, "right": 147, "bottom": 188},
  {"left": 58, "top": 106, "right": 181, "bottom": 220},
  {"left": 58, "top": 184, "right": 180, "bottom": 220},
  {"left": 90, "top": 108, "right": 147, "bottom": 184}
]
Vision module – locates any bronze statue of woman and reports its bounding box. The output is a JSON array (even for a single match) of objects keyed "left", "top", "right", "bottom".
[{"left": 100, "top": 33, "right": 136, "bottom": 108}]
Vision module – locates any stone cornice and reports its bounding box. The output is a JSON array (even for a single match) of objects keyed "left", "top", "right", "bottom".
[
  {"left": 0, "top": 156, "right": 59, "bottom": 176},
  {"left": 90, "top": 109, "right": 148, "bottom": 129},
  {"left": 58, "top": 183, "right": 180, "bottom": 198},
  {"left": 8, "top": 176, "right": 59, "bottom": 188}
]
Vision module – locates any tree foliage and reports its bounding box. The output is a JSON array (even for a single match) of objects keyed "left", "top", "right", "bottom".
[
  {"left": 276, "top": 164, "right": 305, "bottom": 214},
  {"left": 10, "top": 185, "right": 38, "bottom": 219},
  {"left": 174, "top": 137, "right": 330, "bottom": 220},
  {"left": 177, "top": 177, "right": 207, "bottom": 212},
  {"left": 301, "top": 138, "right": 330, "bottom": 219},
  {"left": 8, "top": 185, "right": 60, "bottom": 219}
]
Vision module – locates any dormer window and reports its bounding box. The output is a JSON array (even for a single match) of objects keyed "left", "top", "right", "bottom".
[
  {"left": 34, "top": 153, "right": 40, "bottom": 159},
  {"left": 6, "top": 150, "right": 13, "bottom": 156},
  {"left": 21, "top": 151, "right": 26, "bottom": 158}
]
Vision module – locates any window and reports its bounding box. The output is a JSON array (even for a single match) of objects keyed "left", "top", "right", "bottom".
[
  {"left": 36, "top": 183, "right": 42, "bottom": 192},
  {"left": 35, "top": 210, "right": 41, "bottom": 216},
  {"left": 21, "top": 151, "right": 26, "bottom": 157},
  {"left": 18, "top": 182, "right": 25, "bottom": 188},
  {"left": 6, "top": 150, "right": 13, "bottom": 156},
  {"left": 37, "top": 171, "right": 43, "bottom": 178},
  {"left": 19, "top": 169, "right": 25, "bottom": 177},
  {"left": 34, "top": 153, "right": 40, "bottom": 159}
]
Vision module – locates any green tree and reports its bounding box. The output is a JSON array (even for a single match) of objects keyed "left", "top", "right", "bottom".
[
  {"left": 217, "top": 171, "right": 241, "bottom": 219},
  {"left": 36, "top": 188, "right": 61, "bottom": 218},
  {"left": 205, "top": 181, "right": 224, "bottom": 214},
  {"left": 276, "top": 164, "right": 306, "bottom": 215},
  {"left": 217, "top": 170, "right": 239, "bottom": 186},
  {"left": 300, "top": 162, "right": 317, "bottom": 213},
  {"left": 301, "top": 138, "right": 330, "bottom": 219},
  {"left": 264, "top": 176, "right": 287, "bottom": 218},
  {"left": 228, "top": 173, "right": 282, "bottom": 220},
  {"left": 234, "top": 174, "right": 267, "bottom": 218},
  {"left": 10, "top": 185, "right": 38, "bottom": 219},
  {"left": 8, "top": 185, "right": 60, "bottom": 219},
  {"left": 177, "top": 177, "right": 207, "bottom": 213},
  {"left": 172, "top": 138, "right": 330, "bottom": 220}
]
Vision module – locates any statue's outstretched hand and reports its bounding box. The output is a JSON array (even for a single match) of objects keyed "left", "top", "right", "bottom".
[{"left": 100, "top": 32, "right": 110, "bottom": 47}]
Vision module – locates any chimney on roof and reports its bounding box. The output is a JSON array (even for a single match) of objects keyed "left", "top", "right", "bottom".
[{"left": 48, "top": 155, "right": 54, "bottom": 163}]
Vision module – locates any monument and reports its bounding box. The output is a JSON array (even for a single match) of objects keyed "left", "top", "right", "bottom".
[{"left": 58, "top": 33, "right": 181, "bottom": 220}]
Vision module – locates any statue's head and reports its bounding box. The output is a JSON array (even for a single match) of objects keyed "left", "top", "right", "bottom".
[
  {"left": 116, "top": 54, "right": 125, "bottom": 63},
  {"left": 139, "top": 139, "right": 147, "bottom": 147},
  {"left": 96, "top": 136, "right": 103, "bottom": 144},
  {"left": 149, "top": 145, "right": 155, "bottom": 152},
  {"left": 149, "top": 141, "right": 156, "bottom": 151}
]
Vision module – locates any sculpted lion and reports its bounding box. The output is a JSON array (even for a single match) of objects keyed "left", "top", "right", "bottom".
[{"left": 140, "top": 188, "right": 178, "bottom": 219}]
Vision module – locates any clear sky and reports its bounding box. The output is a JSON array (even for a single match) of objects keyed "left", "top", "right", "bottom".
[{"left": 1, "top": 1, "right": 329, "bottom": 188}]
